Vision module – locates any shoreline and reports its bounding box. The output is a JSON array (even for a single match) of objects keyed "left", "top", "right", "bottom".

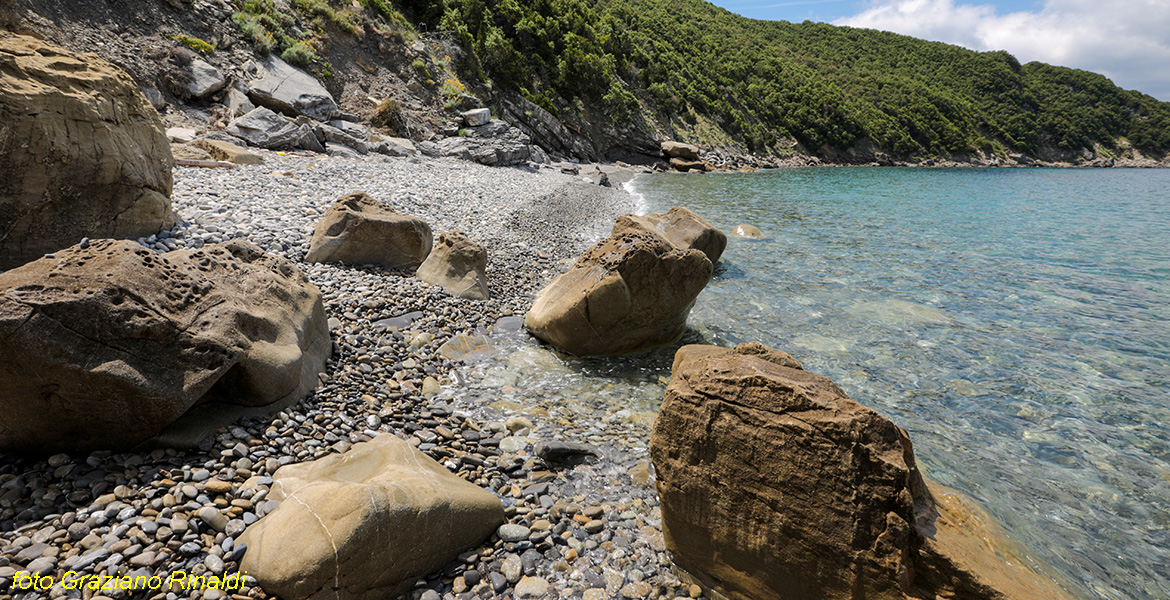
[{"left": 0, "top": 150, "right": 692, "bottom": 600}]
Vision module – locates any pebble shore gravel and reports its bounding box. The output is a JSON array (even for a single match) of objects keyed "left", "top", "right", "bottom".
[{"left": 0, "top": 151, "right": 708, "bottom": 600}]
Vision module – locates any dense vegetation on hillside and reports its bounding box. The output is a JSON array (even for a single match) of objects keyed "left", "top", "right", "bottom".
[{"left": 391, "top": 0, "right": 1170, "bottom": 158}]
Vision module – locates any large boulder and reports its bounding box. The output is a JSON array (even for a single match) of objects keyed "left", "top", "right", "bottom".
[
  {"left": 621, "top": 207, "right": 726, "bottom": 264},
  {"left": 417, "top": 230, "right": 490, "bottom": 300},
  {"left": 0, "top": 34, "right": 175, "bottom": 271},
  {"left": 226, "top": 106, "right": 322, "bottom": 151},
  {"left": 661, "top": 140, "right": 700, "bottom": 161},
  {"left": 524, "top": 216, "right": 713, "bottom": 356},
  {"left": 239, "top": 435, "right": 504, "bottom": 600},
  {"left": 245, "top": 55, "right": 339, "bottom": 121},
  {"left": 651, "top": 343, "right": 1078, "bottom": 600},
  {"left": 187, "top": 57, "right": 227, "bottom": 98},
  {"left": 0, "top": 240, "right": 331, "bottom": 451},
  {"left": 305, "top": 192, "right": 433, "bottom": 268}
]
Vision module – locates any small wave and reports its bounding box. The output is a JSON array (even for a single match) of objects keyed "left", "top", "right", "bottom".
[{"left": 622, "top": 175, "right": 651, "bottom": 215}]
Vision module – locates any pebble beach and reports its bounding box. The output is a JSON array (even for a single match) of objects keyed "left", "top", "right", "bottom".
[{"left": 0, "top": 151, "right": 710, "bottom": 600}]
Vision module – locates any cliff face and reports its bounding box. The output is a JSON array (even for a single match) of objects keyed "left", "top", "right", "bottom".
[{"left": 2, "top": 0, "right": 1167, "bottom": 167}]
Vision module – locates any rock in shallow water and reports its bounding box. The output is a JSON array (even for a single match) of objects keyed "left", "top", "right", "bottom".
[
  {"left": 651, "top": 342, "right": 1077, "bottom": 600},
  {"left": 524, "top": 210, "right": 714, "bottom": 356}
]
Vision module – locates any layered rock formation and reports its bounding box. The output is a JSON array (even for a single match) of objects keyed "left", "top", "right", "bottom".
[
  {"left": 417, "top": 230, "right": 490, "bottom": 300},
  {"left": 0, "top": 240, "right": 330, "bottom": 451},
  {"left": 305, "top": 192, "right": 433, "bottom": 268},
  {"left": 651, "top": 342, "right": 1077, "bottom": 600},
  {"left": 525, "top": 210, "right": 714, "bottom": 356},
  {"left": 245, "top": 55, "right": 339, "bottom": 121},
  {"left": 0, "top": 33, "right": 175, "bottom": 270},
  {"left": 239, "top": 435, "right": 504, "bottom": 600}
]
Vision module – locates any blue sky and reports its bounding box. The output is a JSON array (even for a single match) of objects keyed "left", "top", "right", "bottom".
[{"left": 707, "top": 0, "right": 1170, "bottom": 101}]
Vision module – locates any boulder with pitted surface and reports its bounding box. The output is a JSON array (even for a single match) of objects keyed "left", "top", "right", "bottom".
[
  {"left": 417, "top": 230, "right": 490, "bottom": 300},
  {"left": 0, "top": 240, "right": 330, "bottom": 451}
]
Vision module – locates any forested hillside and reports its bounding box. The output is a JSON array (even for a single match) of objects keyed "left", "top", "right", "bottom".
[{"left": 398, "top": 0, "right": 1170, "bottom": 161}]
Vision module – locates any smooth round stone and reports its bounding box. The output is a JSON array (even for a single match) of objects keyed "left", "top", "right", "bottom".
[
  {"left": 498, "top": 436, "right": 527, "bottom": 453},
  {"left": 515, "top": 576, "right": 550, "bottom": 599},
  {"left": 502, "top": 554, "right": 523, "bottom": 583},
  {"left": 204, "top": 554, "right": 224, "bottom": 574},
  {"left": 584, "top": 519, "right": 605, "bottom": 534},
  {"left": 197, "top": 506, "right": 228, "bottom": 532},
  {"left": 497, "top": 524, "right": 530, "bottom": 543}
]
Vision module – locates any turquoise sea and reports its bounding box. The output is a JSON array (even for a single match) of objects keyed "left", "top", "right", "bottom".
[{"left": 628, "top": 167, "right": 1170, "bottom": 600}]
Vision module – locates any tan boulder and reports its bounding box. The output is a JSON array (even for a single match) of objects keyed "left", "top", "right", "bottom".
[
  {"left": 0, "top": 239, "right": 330, "bottom": 451},
  {"left": 669, "top": 157, "right": 710, "bottom": 172},
  {"left": 238, "top": 435, "right": 504, "bottom": 600},
  {"left": 731, "top": 224, "right": 764, "bottom": 238},
  {"left": 661, "top": 140, "right": 701, "bottom": 161},
  {"left": 191, "top": 138, "right": 264, "bottom": 165},
  {"left": 621, "top": 207, "right": 726, "bottom": 263},
  {"left": 524, "top": 223, "right": 712, "bottom": 356},
  {"left": 651, "top": 343, "right": 1077, "bottom": 600},
  {"left": 305, "top": 192, "right": 433, "bottom": 268},
  {"left": 417, "top": 230, "right": 490, "bottom": 300},
  {"left": 0, "top": 34, "right": 175, "bottom": 270}
]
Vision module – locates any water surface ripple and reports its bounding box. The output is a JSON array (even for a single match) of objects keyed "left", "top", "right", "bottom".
[{"left": 631, "top": 167, "right": 1170, "bottom": 600}]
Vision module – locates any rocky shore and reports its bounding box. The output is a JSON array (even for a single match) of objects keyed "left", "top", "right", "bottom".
[{"left": 0, "top": 149, "right": 704, "bottom": 600}]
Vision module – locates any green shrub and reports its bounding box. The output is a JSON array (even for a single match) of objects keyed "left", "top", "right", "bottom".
[
  {"left": 411, "top": 58, "right": 431, "bottom": 79},
  {"left": 172, "top": 34, "right": 215, "bottom": 54},
  {"left": 281, "top": 40, "right": 317, "bottom": 68},
  {"left": 231, "top": 12, "right": 277, "bottom": 55}
]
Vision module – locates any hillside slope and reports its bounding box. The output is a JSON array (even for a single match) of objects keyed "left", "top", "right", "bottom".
[{"left": 2, "top": 0, "right": 1167, "bottom": 166}]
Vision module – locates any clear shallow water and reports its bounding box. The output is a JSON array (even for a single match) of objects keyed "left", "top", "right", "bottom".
[{"left": 631, "top": 167, "right": 1170, "bottom": 600}]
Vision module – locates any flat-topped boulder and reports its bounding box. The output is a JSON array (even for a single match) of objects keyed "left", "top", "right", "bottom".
[
  {"left": 525, "top": 212, "right": 714, "bottom": 356},
  {"left": 305, "top": 191, "right": 433, "bottom": 268},
  {"left": 239, "top": 434, "right": 504, "bottom": 600},
  {"left": 621, "top": 207, "right": 726, "bottom": 263},
  {"left": 245, "top": 55, "right": 339, "bottom": 121},
  {"left": 0, "top": 240, "right": 330, "bottom": 452},
  {"left": 661, "top": 140, "right": 701, "bottom": 161},
  {"left": 652, "top": 342, "right": 1078, "bottom": 600},
  {"left": 417, "top": 230, "right": 490, "bottom": 300},
  {"left": 0, "top": 33, "right": 175, "bottom": 270}
]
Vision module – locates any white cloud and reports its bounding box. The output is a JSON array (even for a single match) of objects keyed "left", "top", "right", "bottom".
[{"left": 834, "top": 0, "right": 1170, "bottom": 101}]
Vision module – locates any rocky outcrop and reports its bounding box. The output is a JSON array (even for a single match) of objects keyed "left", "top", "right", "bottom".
[
  {"left": 417, "top": 230, "right": 490, "bottom": 300},
  {"left": 651, "top": 342, "right": 1078, "bottom": 600},
  {"left": 621, "top": 207, "right": 726, "bottom": 264},
  {"left": 524, "top": 213, "right": 714, "bottom": 356},
  {"left": 305, "top": 192, "right": 433, "bottom": 268},
  {"left": 661, "top": 141, "right": 701, "bottom": 161},
  {"left": 731, "top": 224, "right": 764, "bottom": 238},
  {"left": 422, "top": 119, "right": 533, "bottom": 166},
  {"left": 0, "top": 34, "right": 175, "bottom": 271},
  {"left": 0, "top": 239, "right": 330, "bottom": 452},
  {"left": 226, "top": 107, "right": 323, "bottom": 151},
  {"left": 462, "top": 108, "right": 491, "bottom": 126},
  {"left": 239, "top": 435, "right": 504, "bottom": 600},
  {"left": 245, "top": 55, "right": 338, "bottom": 121}
]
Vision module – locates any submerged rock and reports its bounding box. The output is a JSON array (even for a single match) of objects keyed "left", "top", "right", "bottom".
[
  {"left": 651, "top": 342, "right": 1077, "bottom": 600},
  {"left": 731, "top": 224, "right": 764, "bottom": 238},
  {"left": 305, "top": 191, "right": 433, "bottom": 268},
  {"left": 0, "top": 33, "right": 175, "bottom": 270},
  {"left": 0, "top": 240, "right": 330, "bottom": 451},
  {"left": 239, "top": 435, "right": 504, "bottom": 599}
]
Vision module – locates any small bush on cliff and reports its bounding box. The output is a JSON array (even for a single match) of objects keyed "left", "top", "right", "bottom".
[
  {"left": 281, "top": 40, "right": 318, "bottom": 68},
  {"left": 172, "top": 34, "right": 214, "bottom": 54}
]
